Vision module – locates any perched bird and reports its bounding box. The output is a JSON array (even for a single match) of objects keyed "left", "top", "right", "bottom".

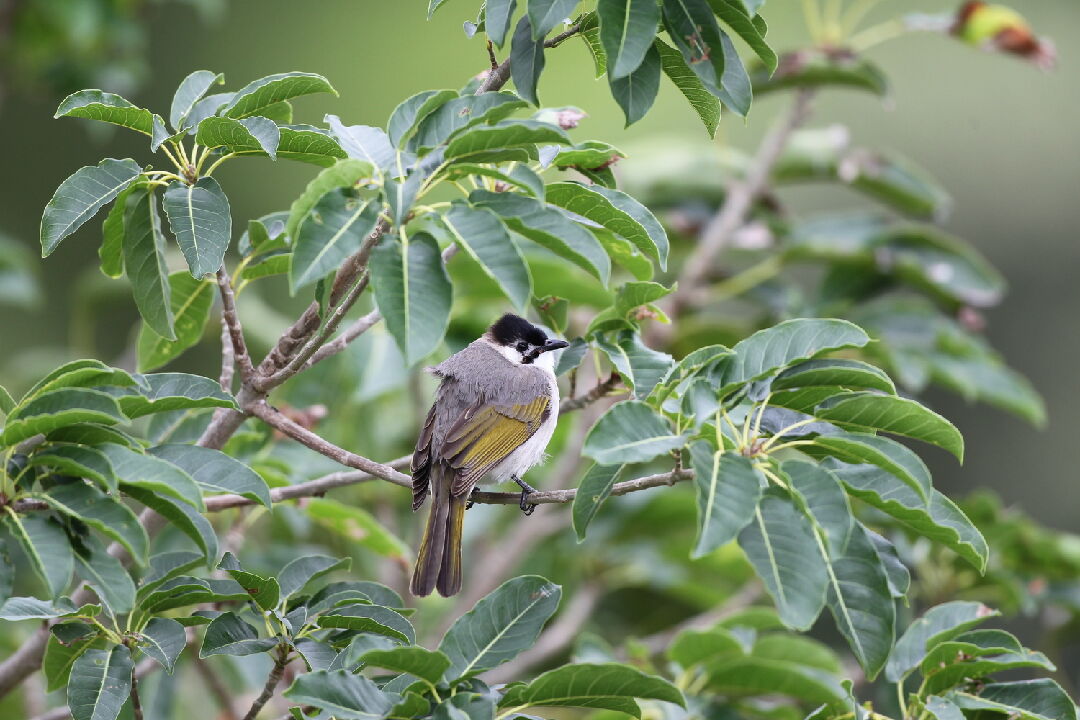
[{"left": 410, "top": 314, "right": 569, "bottom": 597}]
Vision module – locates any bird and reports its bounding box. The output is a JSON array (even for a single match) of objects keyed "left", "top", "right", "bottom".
[{"left": 410, "top": 313, "right": 569, "bottom": 597}]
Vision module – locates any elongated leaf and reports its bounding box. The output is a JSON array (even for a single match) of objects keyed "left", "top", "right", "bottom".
[
  {"left": 774, "top": 359, "right": 895, "bottom": 394},
  {"left": 923, "top": 696, "right": 965, "bottom": 720},
  {"left": 137, "top": 551, "right": 205, "bottom": 598},
  {"left": 709, "top": 0, "right": 776, "bottom": 72},
  {"left": 369, "top": 232, "right": 452, "bottom": 366},
  {"left": 446, "top": 164, "right": 545, "bottom": 198},
  {"left": 4, "top": 513, "right": 73, "bottom": 598},
  {"left": 283, "top": 670, "right": 395, "bottom": 720},
  {"left": 139, "top": 617, "right": 186, "bottom": 673},
  {"left": 487, "top": 0, "right": 518, "bottom": 46},
  {"left": 216, "top": 552, "right": 280, "bottom": 610},
  {"left": 446, "top": 119, "right": 570, "bottom": 161},
  {"left": 121, "top": 185, "right": 174, "bottom": 338},
  {"left": 359, "top": 647, "right": 451, "bottom": 685},
  {"left": 591, "top": 184, "right": 670, "bottom": 271},
  {"left": 325, "top": 115, "right": 396, "bottom": 171},
  {"left": 528, "top": 0, "right": 579, "bottom": 39},
  {"left": 201, "top": 611, "right": 279, "bottom": 657},
  {"left": 471, "top": 190, "right": 610, "bottom": 284},
  {"left": 41, "top": 158, "right": 143, "bottom": 256},
  {"left": 118, "top": 373, "right": 236, "bottom": 418},
  {"left": 42, "top": 483, "right": 148, "bottom": 563},
  {"left": 753, "top": 53, "right": 888, "bottom": 97},
  {"left": 388, "top": 89, "right": 459, "bottom": 146},
  {"left": 162, "top": 177, "right": 232, "bottom": 279},
  {"left": 286, "top": 159, "right": 375, "bottom": 241},
  {"left": 810, "top": 432, "right": 932, "bottom": 503},
  {"left": 595, "top": 332, "right": 671, "bottom": 399},
  {"left": 546, "top": 182, "right": 662, "bottom": 266},
  {"left": 689, "top": 444, "right": 762, "bottom": 558},
  {"left": 440, "top": 575, "right": 561, "bottom": 680},
  {"left": 599, "top": 0, "right": 662, "bottom": 78},
  {"left": 222, "top": 72, "right": 336, "bottom": 119},
  {"left": 149, "top": 444, "right": 270, "bottom": 508},
  {"left": 74, "top": 541, "right": 136, "bottom": 615},
  {"left": 68, "top": 645, "right": 132, "bottom": 720},
  {"left": 195, "top": 115, "right": 281, "bottom": 159},
  {"left": 923, "top": 650, "right": 1055, "bottom": 696},
  {"left": 319, "top": 604, "right": 415, "bottom": 644},
  {"left": 1, "top": 388, "right": 127, "bottom": 447},
  {"left": 136, "top": 272, "right": 213, "bottom": 372},
  {"left": 440, "top": 203, "right": 531, "bottom": 310},
  {"left": 583, "top": 400, "right": 687, "bottom": 464},
  {"left": 610, "top": 43, "right": 661, "bottom": 126},
  {"left": 511, "top": 16, "right": 546, "bottom": 105},
  {"left": 885, "top": 601, "right": 998, "bottom": 682},
  {"left": 55, "top": 90, "right": 154, "bottom": 134},
  {"left": 290, "top": 188, "right": 379, "bottom": 293},
  {"left": 950, "top": 679, "right": 1076, "bottom": 720},
  {"left": 278, "top": 555, "right": 350, "bottom": 599},
  {"left": 101, "top": 443, "right": 202, "bottom": 509},
  {"left": 573, "top": 464, "right": 624, "bottom": 541},
  {"left": 0, "top": 596, "right": 93, "bottom": 620},
  {"left": 411, "top": 92, "right": 527, "bottom": 151},
  {"left": 499, "top": 663, "right": 685, "bottom": 715},
  {"left": 738, "top": 488, "right": 828, "bottom": 630},
  {"left": 170, "top": 70, "right": 224, "bottom": 130},
  {"left": 28, "top": 445, "right": 117, "bottom": 493},
  {"left": 814, "top": 393, "right": 964, "bottom": 461},
  {"left": 44, "top": 628, "right": 99, "bottom": 692},
  {"left": 661, "top": 0, "right": 727, "bottom": 97},
  {"left": 702, "top": 654, "right": 847, "bottom": 708},
  {"left": 668, "top": 628, "right": 744, "bottom": 668}
]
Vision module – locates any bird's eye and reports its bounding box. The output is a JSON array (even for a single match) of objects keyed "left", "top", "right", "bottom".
[{"left": 516, "top": 341, "right": 529, "bottom": 353}]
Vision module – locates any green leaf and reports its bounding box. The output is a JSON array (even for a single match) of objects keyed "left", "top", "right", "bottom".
[
  {"left": 46, "top": 424, "right": 139, "bottom": 449},
  {"left": 294, "top": 639, "right": 337, "bottom": 671},
  {"left": 1, "top": 388, "right": 127, "bottom": 447},
  {"left": 753, "top": 53, "right": 888, "bottom": 97},
  {"left": 0, "top": 596, "right": 94, "bottom": 620},
  {"left": 325, "top": 116, "right": 396, "bottom": 171},
  {"left": 41, "top": 482, "right": 148, "bottom": 563},
  {"left": 68, "top": 645, "right": 133, "bottom": 720},
  {"left": 251, "top": 125, "right": 347, "bottom": 166},
  {"left": 472, "top": 190, "right": 610, "bottom": 284},
  {"left": 22, "top": 359, "right": 138, "bottom": 401},
  {"left": 583, "top": 401, "right": 687, "bottom": 464},
  {"left": 546, "top": 182, "right": 663, "bottom": 267},
  {"left": 74, "top": 541, "right": 136, "bottom": 615},
  {"left": 661, "top": 0, "right": 727, "bottom": 97},
  {"left": 290, "top": 187, "right": 379, "bottom": 293},
  {"left": 41, "top": 158, "right": 143, "bottom": 256},
  {"left": 923, "top": 650, "right": 1055, "bottom": 696},
  {"left": 708, "top": 0, "right": 776, "bottom": 73},
  {"left": 195, "top": 115, "right": 281, "bottom": 159},
  {"left": 774, "top": 359, "right": 895, "bottom": 394},
  {"left": 388, "top": 89, "right": 459, "bottom": 146},
  {"left": 101, "top": 443, "right": 203, "bottom": 509},
  {"left": 55, "top": 90, "right": 154, "bottom": 135},
  {"left": 599, "top": 0, "right": 662, "bottom": 78},
  {"left": 738, "top": 488, "right": 829, "bottom": 630},
  {"left": 309, "top": 580, "right": 403, "bottom": 613},
  {"left": 689, "top": 445, "right": 763, "bottom": 558},
  {"left": 440, "top": 575, "right": 562, "bottom": 680},
  {"left": 0, "top": 385, "right": 14, "bottom": 416},
  {"left": 99, "top": 181, "right": 135, "bottom": 279},
  {"left": 308, "top": 498, "right": 410, "bottom": 559},
  {"left": 170, "top": 70, "right": 224, "bottom": 130},
  {"left": 923, "top": 696, "right": 965, "bottom": 720},
  {"left": 44, "top": 628, "right": 99, "bottom": 692},
  {"left": 359, "top": 647, "right": 451, "bottom": 685},
  {"left": 551, "top": 141, "right": 626, "bottom": 170},
  {"left": 528, "top": 0, "right": 579, "bottom": 39},
  {"left": 572, "top": 464, "right": 624, "bottom": 541},
  {"left": 814, "top": 393, "right": 964, "bottom": 461},
  {"left": 118, "top": 373, "right": 236, "bottom": 418},
  {"left": 137, "top": 551, "right": 205, "bottom": 598},
  {"left": 440, "top": 203, "right": 532, "bottom": 310},
  {"left": 369, "top": 232, "right": 452, "bottom": 366},
  {"left": 710, "top": 318, "right": 871, "bottom": 394},
  {"left": 278, "top": 555, "right": 350, "bottom": 599},
  {"left": 149, "top": 444, "right": 270, "bottom": 508},
  {"left": 487, "top": 0, "right": 518, "bottom": 47},
  {"left": 136, "top": 272, "right": 214, "bottom": 371},
  {"left": 668, "top": 628, "right": 744, "bottom": 668},
  {"left": 511, "top": 16, "right": 546, "bottom": 105},
  {"left": 4, "top": 513, "right": 73, "bottom": 598},
  {"left": 581, "top": 20, "right": 609, "bottom": 78},
  {"left": 884, "top": 601, "right": 998, "bottom": 682},
  {"left": 701, "top": 653, "right": 847, "bottom": 709},
  {"left": 810, "top": 432, "right": 932, "bottom": 503},
  {"left": 595, "top": 331, "right": 672, "bottom": 399},
  {"left": 659, "top": 36, "right": 724, "bottom": 135},
  {"left": 120, "top": 185, "right": 174, "bottom": 339},
  {"left": 446, "top": 119, "right": 570, "bottom": 161},
  {"left": 283, "top": 670, "right": 395, "bottom": 720},
  {"left": 140, "top": 577, "right": 247, "bottom": 612},
  {"left": 222, "top": 72, "right": 337, "bottom": 119},
  {"left": 591, "top": 186, "right": 670, "bottom": 271},
  {"left": 499, "top": 663, "right": 685, "bottom": 715},
  {"left": 139, "top": 617, "right": 186, "bottom": 673},
  {"left": 128, "top": 490, "right": 219, "bottom": 561},
  {"left": 950, "top": 680, "right": 1077, "bottom": 720},
  {"left": 217, "top": 552, "right": 280, "bottom": 610},
  {"left": 411, "top": 92, "right": 527, "bottom": 151},
  {"left": 201, "top": 611, "right": 279, "bottom": 657},
  {"left": 318, "top": 604, "right": 415, "bottom": 644},
  {"left": 445, "top": 164, "right": 545, "bottom": 199},
  {"left": 162, "top": 177, "right": 232, "bottom": 279},
  {"left": 286, "top": 159, "right": 375, "bottom": 241},
  {"left": 609, "top": 43, "right": 661, "bottom": 126}
]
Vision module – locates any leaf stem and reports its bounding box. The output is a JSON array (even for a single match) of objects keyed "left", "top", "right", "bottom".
[
  {"left": 203, "top": 152, "right": 237, "bottom": 176},
  {"left": 158, "top": 143, "right": 183, "bottom": 171},
  {"left": 760, "top": 418, "right": 821, "bottom": 451}
]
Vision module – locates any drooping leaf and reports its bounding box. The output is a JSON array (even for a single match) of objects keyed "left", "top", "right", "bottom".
[
  {"left": 660, "top": 0, "right": 727, "bottom": 97},
  {"left": 74, "top": 541, "right": 137, "bottom": 615},
  {"left": 222, "top": 72, "right": 337, "bottom": 119},
  {"left": 44, "top": 627, "right": 99, "bottom": 692},
  {"left": 139, "top": 617, "right": 186, "bottom": 673},
  {"left": 120, "top": 185, "right": 174, "bottom": 339},
  {"left": 709, "top": 0, "right": 776, "bottom": 72},
  {"left": 4, "top": 513, "right": 73, "bottom": 598},
  {"left": 595, "top": 331, "right": 672, "bottom": 399},
  {"left": 498, "top": 663, "right": 685, "bottom": 715},
  {"left": 162, "top": 177, "right": 232, "bottom": 279},
  {"left": 583, "top": 401, "right": 687, "bottom": 464},
  {"left": 201, "top": 611, "right": 279, "bottom": 657},
  {"left": 325, "top": 115, "right": 396, "bottom": 171},
  {"left": 170, "top": 70, "right": 225, "bottom": 130},
  {"left": 289, "top": 187, "right": 379, "bottom": 293},
  {"left": 487, "top": 0, "right": 518, "bottom": 47},
  {"left": 41, "top": 482, "right": 148, "bottom": 563},
  {"left": 41, "top": 158, "right": 143, "bottom": 256},
  {"left": 55, "top": 90, "right": 154, "bottom": 135},
  {"left": 283, "top": 670, "right": 395, "bottom": 720},
  {"left": 440, "top": 202, "right": 531, "bottom": 310},
  {"left": 572, "top": 464, "right": 624, "bottom": 541},
  {"left": 387, "top": 89, "right": 459, "bottom": 147},
  {"left": 68, "top": 645, "right": 133, "bottom": 720},
  {"left": 599, "top": 0, "right": 662, "bottom": 79},
  {"left": 546, "top": 182, "right": 664, "bottom": 266},
  {"left": 689, "top": 444, "right": 763, "bottom": 558},
  {"left": 369, "top": 232, "right": 453, "bottom": 366},
  {"left": 809, "top": 432, "right": 932, "bottom": 503},
  {"left": 101, "top": 443, "right": 203, "bottom": 509},
  {"left": 149, "top": 444, "right": 271, "bottom": 508},
  {"left": 814, "top": 392, "right": 964, "bottom": 461},
  {"left": 511, "top": 16, "right": 546, "bottom": 105},
  {"left": 527, "top": 0, "right": 579, "bottom": 39},
  {"left": 440, "top": 575, "right": 561, "bottom": 680},
  {"left": 136, "top": 272, "right": 214, "bottom": 372},
  {"left": 609, "top": 43, "right": 661, "bottom": 126}
]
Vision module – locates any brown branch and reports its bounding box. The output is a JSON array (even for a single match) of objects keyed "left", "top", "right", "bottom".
[
  {"left": 475, "top": 23, "right": 581, "bottom": 95},
  {"left": 219, "top": 315, "right": 235, "bottom": 390},
  {"left": 216, "top": 267, "right": 256, "bottom": 382},
  {"left": 242, "top": 646, "right": 289, "bottom": 720},
  {"left": 559, "top": 374, "right": 623, "bottom": 414}
]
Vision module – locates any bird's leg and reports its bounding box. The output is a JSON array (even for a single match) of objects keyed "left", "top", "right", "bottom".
[
  {"left": 511, "top": 474, "right": 538, "bottom": 516},
  {"left": 466, "top": 488, "right": 475, "bottom": 510}
]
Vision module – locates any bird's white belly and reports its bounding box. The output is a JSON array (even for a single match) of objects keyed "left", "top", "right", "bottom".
[{"left": 484, "top": 373, "right": 560, "bottom": 486}]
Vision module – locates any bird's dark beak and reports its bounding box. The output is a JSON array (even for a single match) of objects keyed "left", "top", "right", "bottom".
[{"left": 541, "top": 339, "right": 570, "bottom": 353}]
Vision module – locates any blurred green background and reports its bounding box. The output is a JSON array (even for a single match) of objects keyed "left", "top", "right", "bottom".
[{"left": 0, "top": 0, "right": 1077, "bottom": 528}]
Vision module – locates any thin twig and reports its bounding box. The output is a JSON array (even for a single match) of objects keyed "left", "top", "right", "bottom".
[
  {"left": 129, "top": 664, "right": 143, "bottom": 720},
  {"left": 216, "top": 267, "right": 256, "bottom": 382},
  {"left": 219, "top": 315, "right": 235, "bottom": 391},
  {"left": 474, "top": 22, "right": 581, "bottom": 94},
  {"left": 559, "top": 374, "right": 623, "bottom": 414},
  {"left": 242, "top": 646, "right": 288, "bottom": 720}
]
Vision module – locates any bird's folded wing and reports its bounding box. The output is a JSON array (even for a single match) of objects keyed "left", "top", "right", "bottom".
[
  {"left": 411, "top": 403, "right": 438, "bottom": 510},
  {"left": 442, "top": 395, "right": 551, "bottom": 497}
]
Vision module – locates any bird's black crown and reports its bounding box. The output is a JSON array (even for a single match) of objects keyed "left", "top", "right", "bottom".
[{"left": 489, "top": 313, "right": 547, "bottom": 347}]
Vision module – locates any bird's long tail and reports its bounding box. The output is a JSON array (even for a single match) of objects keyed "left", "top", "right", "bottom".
[{"left": 411, "top": 465, "right": 467, "bottom": 597}]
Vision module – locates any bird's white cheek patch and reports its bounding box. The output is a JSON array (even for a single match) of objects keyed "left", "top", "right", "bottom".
[{"left": 490, "top": 343, "right": 524, "bottom": 364}]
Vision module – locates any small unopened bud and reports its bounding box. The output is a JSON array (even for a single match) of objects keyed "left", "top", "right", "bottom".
[{"left": 554, "top": 108, "right": 586, "bottom": 129}]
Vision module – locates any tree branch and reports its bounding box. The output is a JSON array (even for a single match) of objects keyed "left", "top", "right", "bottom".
[
  {"left": 474, "top": 23, "right": 581, "bottom": 94},
  {"left": 559, "top": 374, "right": 624, "bottom": 414},
  {"left": 242, "top": 646, "right": 288, "bottom": 720},
  {"left": 219, "top": 315, "right": 235, "bottom": 390},
  {"left": 216, "top": 267, "right": 256, "bottom": 382}
]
